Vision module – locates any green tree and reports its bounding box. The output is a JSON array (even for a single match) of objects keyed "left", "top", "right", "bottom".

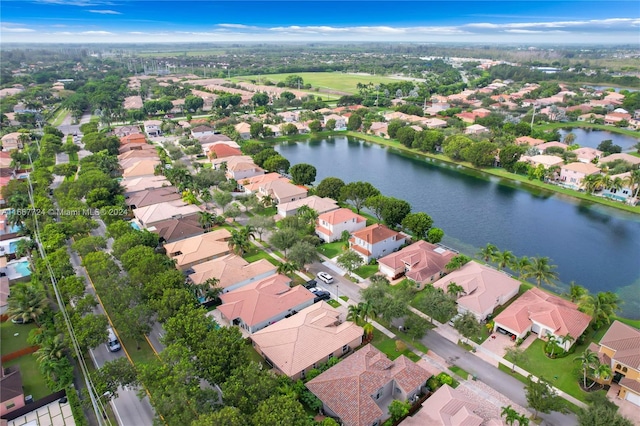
[
  {"left": 462, "top": 141, "right": 499, "bottom": 167},
  {"left": 579, "top": 291, "right": 620, "bottom": 329},
  {"left": 7, "top": 283, "right": 48, "bottom": 326},
  {"left": 72, "top": 235, "right": 107, "bottom": 257},
  {"left": 443, "top": 135, "right": 473, "bottom": 161},
  {"left": 73, "top": 314, "right": 108, "bottom": 351},
  {"left": 499, "top": 144, "right": 525, "bottom": 172},
  {"left": 445, "top": 254, "right": 471, "bottom": 271},
  {"left": 396, "top": 126, "right": 417, "bottom": 148},
  {"left": 193, "top": 407, "right": 247, "bottom": 426},
  {"left": 308, "top": 120, "right": 322, "bottom": 133},
  {"left": 287, "top": 241, "right": 320, "bottom": 269},
  {"left": 340, "top": 181, "right": 380, "bottom": 213},
  {"left": 403, "top": 314, "right": 430, "bottom": 341},
  {"left": 347, "top": 114, "right": 362, "bottom": 131},
  {"left": 91, "top": 357, "right": 139, "bottom": 400},
  {"left": 388, "top": 400, "right": 411, "bottom": 422},
  {"left": 453, "top": 311, "right": 483, "bottom": 340},
  {"left": 447, "top": 282, "right": 465, "bottom": 298},
  {"left": 417, "top": 288, "right": 457, "bottom": 323},
  {"left": 263, "top": 155, "right": 290, "bottom": 174},
  {"left": 213, "top": 190, "right": 233, "bottom": 213},
  {"left": 387, "top": 120, "right": 406, "bottom": 138},
  {"left": 427, "top": 227, "right": 444, "bottom": 244},
  {"left": 252, "top": 92, "right": 270, "bottom": 107},
  {"left": 247, "top": 215, "right": 275, "bottom": 240},
  {"left": 290, "top": 163, "right": 317, "bottom": 186},
  {"left": 574, "top": 349, "right": 599, "bottom": 389},
  {"left": 577, "top": 392, "right": 634, "bottom": 426},
  {"left": 402, "top": 212, "right": 433, "bottom": 239},
  {"left": 380, "top": 197, "right": 411, "bottom": 228},
  {"left": 325, "top": 119, "right": 336, "bottom": 131},
  {"left": 522, "top": 256, "right": 558, "bottom": 288},
  {"left": 566, "top": 282, "right": 588, "bottom": 303},
  {"left": 504, "top": 346, "right": 528, "bottom": 373},
  {"left": 501, "top": 405, "right": 520, "bottom": 426},
  {"left": 337, "top": 250, "right": 364, "bottom": 274},
  {"left": 316, "top": 177, "right": 345, "bottom": 200},
  {"left": 270, "top": 228, "right": 299, "bottom": 258},
  {"left": 495, "top": 250, "right": 516, "bottom": 271},
  {"left": 478, "top": 243, "right": 498, "bottom": 262},
  {"left": 525, "top": 376, "right": 566, "bottom": 420},
  {"left": 228, "top": 227, "right": 253, "bottom": 256},
  {"left": 251, "top": 394, "right": 312, "bottom": 426},
  {"left": 222, "top": 362, "right": 279, "bottom": 415}
]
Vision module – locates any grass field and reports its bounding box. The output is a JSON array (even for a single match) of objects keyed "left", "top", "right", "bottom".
[
  {"left": 317, "top": 241, "right": 346, "bottom": 259},
  {"left": 4, "top": 355, "right": 49, "bottom": 400},
  {"left": 370, "top": 329, "right": 420, "bottom": 362},
  {"left": 244, "top": 245, "right": 281, "bottom": 267},
  {"left": 232, "top": 72, "right": 402, "bottom": 94},
  {"left": 1, "top": 321, "right": 37, "bottom": 356},
  {"left": 50, "top": 108, "right": 69, "bottom": 127},
  {"left": 354, "top": 264, "right": 378, "bottom": 279}
]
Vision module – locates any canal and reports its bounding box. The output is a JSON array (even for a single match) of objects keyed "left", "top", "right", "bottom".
[{"left": 276, "top": 135, "right": 640, "bottom": 318}]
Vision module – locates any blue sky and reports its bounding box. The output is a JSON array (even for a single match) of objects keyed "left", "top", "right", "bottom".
[{"left": 1, "top": 1, "right": 639, "bottom": 44}]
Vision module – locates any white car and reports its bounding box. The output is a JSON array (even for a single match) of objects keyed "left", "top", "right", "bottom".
[{"left": 316, "top": 271, "right": 334, "bottom": 284}]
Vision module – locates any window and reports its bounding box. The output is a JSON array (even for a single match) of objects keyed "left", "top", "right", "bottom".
[
  {"left": 301, "top": 369, "right": 306, "bottom": 379},
  {"left": 312, "top": 363, "right": 317, "bottom": 369},
  {"left": 342, "top": 344, "right": 349, "bottom": 353},
  {"left": 6, "top": 402, "right": 15, "bottom": 409}
]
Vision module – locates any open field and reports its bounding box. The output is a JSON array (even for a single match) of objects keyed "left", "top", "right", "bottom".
[
  {"left": 1, "top": 321, "right": 37, "bottom": 356},
  {"left": 232, "top": 72, "right": 402, "bottom": 94}
]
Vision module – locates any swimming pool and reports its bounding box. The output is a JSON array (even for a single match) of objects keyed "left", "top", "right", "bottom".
[
  {"left": 9, "top": 241, "right": 18, "bottom": 254},
  {"left": 130, "top": 222, "right": 141, "bottom": 230},
  {"left": 14, "top": 261, "right": 31, "bottom": 276}
]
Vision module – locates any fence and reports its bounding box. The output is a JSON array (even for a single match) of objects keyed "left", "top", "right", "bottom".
[{"left": 1, "top": 345, "right": 38, "bottom": 363}]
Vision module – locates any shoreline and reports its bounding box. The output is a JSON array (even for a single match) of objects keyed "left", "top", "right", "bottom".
[{"left": 270, "top": 130, "right": 640, "bottom": 215}]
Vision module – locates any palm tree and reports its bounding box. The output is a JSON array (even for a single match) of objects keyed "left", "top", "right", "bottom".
[
  {"left": 198, "top": 211, "right": 216, "bottom": 232},
  {"left": 522, "top": 256, "right": 558, "bottom": 288},
  {"left": 566, "top": 282, "right": 588, "bottom": 303},
  {"left": 558, "top": 333, "right": 574, "bottom": 351},
  {"left": 36, "top": 334, "right": 66, "bottom": 364},
  {"left": 588, "top": 363, "right": 612, "bottom": 389},
  {"left": 358, "top": 301, "right": 376, "bottom": 323},
  {"left": 363, "top": 323, "right": 374, "bottom": 342},
  {"left": 446, "top": 282, "right": 465, "bottom": 299},
  {"left": 276, "top": 261, "right": 298, "bottom": 276},
  {"left": 261, "top": 194, "right": 275, "bottom": 208},
  {"left": 495, "top": 250, "right": 516, "bottom": 271},
  {"left": 7, "top": 283, "right": 48, "bottom": 326},
  {"left": 514, "top": 256, "right": 531, "bottom": 279},
  {"left": 546, "top": 335, "right": 559, "bottom": 357},
  {"left": 228, "top": 229, "right": 252, "bottom": 257},
  {"left": 579, "top": 291, "right": 619, "bottom": 329},
  {"left": 501, "top": 405, "right": 520, "bottom": 426},
  {"left": 347, "top": 305, "right": 363, "bottom": 326},
  {"left": 192, "top": 277, "right": 222, "bottom": 302},
  {"left": 241, "top": 225, "right": 257, "bottom": 242},
  {"left": 574, "top": 349, "right": 599, "bottom": 389},
  {"left": 563, "top": 132, "right": 576, "bottom": 145},
  {"left": 624, "top": 169, "right": 640, "bottom": 200},
  {"left": 582, "top": 174, "right": 601, "bottom": 194},
  {"left": 478, "top": 243, "right": 498, "bottom": 262},
  {"left": 517, "top": 415, "right": 530, "bottom": 426}
]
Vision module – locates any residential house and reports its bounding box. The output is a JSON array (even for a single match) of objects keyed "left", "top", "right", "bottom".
[
  {"left": 369, "top": 122, "right": 389, "bottom": 138},
  {"left": 188, "top": 254, "right": 277, "bottom": 292},
  {"left": 307, "top": 344, "right": 432, "bottom": 426},
  {"left": 277, "top": 111, "right": 300, "bottom": 123},
  {"left": 535, "top": 141, "right": 567, "bottom": 155},
  {"left": 1, "top": 133, "right": 23, "bottom": 152},
  {"left": 118, "top": 143, "right": 157, "bottom": 155},
  {"left": 208, "top": 144, "right": 242, "bottom": 159},
  {"left": 146, "top": 215, "right": 205, "bottom": 244},
  {"left": 521, "top": 155, "right": 564, "bottom": 169},
  {"left": 577, "top": 113, "right": 604, "bottom": 123},
  {"left": 211, "top": 154, "right": 252, "bottom": 170},
  {"left": 384, "top": 111, "right": 409, "bottom": 122},
  {"left": 294, "top": 122, "right": 310, "bottom": 134},
  {"left": 240, "top": 172, "right": 288, "bottom": 193},
  {"left": 349, "top": 224, "right": 408, "bottom": 262},
  {"left": 432, "top": 261, "right": 520, "bottom": 321},
  {"left": 121, "top": 176, "right": 170, "bottom": 195},
  {"left": 125, "top": 186, "right": 181, "bottom": 209},
  {"left": 113, "top": 125, "right": 142, "bottom": 138},
  {"left": 464, "top": 124, "right": 488, "bottom": 135},
  {"left": 164, "top": 228, "right": 232, "bottom": 271},
  {"left": 120, "top": 133, "right": 147, "bottom": 145},
  {"left": 218, "top": 274, "right": 316, "bottom": 334},
  {"left": 123, "top": 95, "right": 143, "bottom": 110},
  {"left": 190, "top": 125, "right": 215, "bottom": 139},
  {"left": 493, "top": 287, "right": 591, "bottom": 350},
  {"left": 422, "top": 117, "right": 447, "bottom": 129},
  {"left": 322, "top": 114, "right": 347, "bottom": 130},
  {"left": 515, "top": 136, "right": 546, "bottom": 147},
  {"left": 604, "top": 112, "right": 631, "bottom": 126},
  {"left": 234, "top": 122, "right": 252, "bottom": 140},
  {"left": 455, "top": 112, "right": 477, "bottom": 124},
  {"left": 276, "top": 195, "right": 339, "bottom": 218},
  {"left": 251, "top": 302, "right": 364, "bottom": 380},
  {"left": 196, "top": 133, "right": 235, "bottom": 145},
  {"left": 559, "top": 162, "right": 601, "bottom": 190},
  {"left": 602, "top": 172, "right": 636, "bottom": 203},
  {"left": 402, "top": 384, "right": 503, "bottom": 426},
  {"left": 0, "top": 365, "right": 25, "bottom": 416},
  {"left": 258, "top": 179, "right": 307, "bottom": 205},
  {"left": 0, "top": 152, "right": 13, "bottom": 173},
  {"left": 588, "top": 321, "right": 640, "bottom": 406},
  {"left": 121, "top": 159, "right": 161, "bottom": 179},
  {"left": 143, "top": 120, "right": 162, "bottom": 137},
  {"left": 378, "top": 241, "right": 456, "bottom": 290},
  {"left": 213, "top": 156, "right": 265, "bottom": 181},
  {"left": 573, "top": 147, "right": 603, "bottom": 164},
  {"left": 599, "top": 153, "right": 640, "bottom": 168},
  {"left": 424, "top": 102, "right": 450, "bottom": 116},
  {"left": 316, "top": 208, "right": 367, "bottom": 243},
  {"left": 117, "top": 148, "right": 160, "bottom": 162},
  {"left": 133, "top": 200, "right": 201, "bottom": 228},
  {"left": 265, "top": 124, "right": 282, "bottom": 137},
  {"left": 0, "top": 276, "right": 8, "bottom": 314}
]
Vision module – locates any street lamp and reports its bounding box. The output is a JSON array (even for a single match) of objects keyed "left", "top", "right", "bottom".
[{"left": 336, "top": 285, "right": 339, "bottom": 300}]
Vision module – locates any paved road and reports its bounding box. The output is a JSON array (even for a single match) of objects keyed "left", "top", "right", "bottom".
[{"left": 306, "top": 262, "right": 363, "bottom": 303}]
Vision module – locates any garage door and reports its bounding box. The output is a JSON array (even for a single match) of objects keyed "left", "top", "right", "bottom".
[
  {"left": 531, "top": 323, "right": 541, "bottom": 334},
  {"left": 625, "top": 390, "right": 640, "bottom": 407}
]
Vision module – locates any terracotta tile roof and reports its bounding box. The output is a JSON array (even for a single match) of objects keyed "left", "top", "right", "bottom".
[
  {"left": 379, "top": 241, "right": 455, "bottom": 283},
  {"left": 401, "top": 384, "right": 483, "bottom": 426},
  {"left": 278, "top": 196, "right": 339, "bottom": 215},
  {"left": 318, "top": 208, "right": 366, "bottom": 226},
  {"left": 494, "top": 288, "right": 591, "bottom": 338},
  {"left": 125, "top": 186, "right": 181, "bottom": 209},
  {"left": 119, "top": 157, "right": 160, "bottom": 170},
  {"left": 209, "top": 144, "right": 242, "bottom": 158},
  {"left": 599, "top": 153, "right": 640, "bottom": 166},
  {"left": 0, "top": 366, "right": 24, "bottom": 403},
  {"left": 620, "top": 377, "right": 640, "bottom": 394},
  {"left": 259, "top": 179, "right": 307, "bottom": 201},
  {"left": 147, "top": 216, "right": 204, "bottom": 243},
  {"left": 351, "top": 224, "right": 403, "bottom": 245},
  {"left": 164, "top": 228, "right": 232, "bottom": 268},
  {"left": 251, "top": 302, "right": 363, "bottom": 378},
  {"left": 349, "top": 243, "right": 371, "bottom": 256},
  {"left": 120, "top": 133, "right": 147, "bottom": 144},
  {"left": 191, "top": 125, "right": 213, "bottom": 133},
  {"left": 117, "top": 149, "right": 160, "bottom": 161},
  {"left": 307, "top": 344, "right": 432, "bottom": 426},
  {"left": 433, "top": 261, "right": 520, "bottom": 317},
  {"left": 599, "top": 321, "right": 640, "bottom": 370},
  {"left": 188, "top": 254, "right": 276, "bottom": 288},
  {"left": 516, "top": 136, "right": 546, "bottom": 146},
  {"left": 241, "top": 172, "right": 288, "bottom": 192},
  {"left": 218, "top": 275, "right": 315, "bottom": 328},
  {"left": 122, "top": 159, "right": 161, "bottom": 178},
  {"left": 121, "top": 176, "right": 170, "bottom": 194},
  {"left": 560, "top": 162, "right": 601, "bottom": 175},
  {"left": 118, "top": 143, "right": 157, "bottom": 154},
  {"left": 133, "top": 200, "right": 201, "bottom": 227}
]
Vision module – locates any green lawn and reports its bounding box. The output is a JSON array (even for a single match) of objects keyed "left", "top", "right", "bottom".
[
  {"left": 339, "top": 296, "right": 349, "bottom": 302},
  {"left": 317, "top": 241, "right": 346, "bottom": 259},
  {"left": 246, "top": 340, "right": 270, "bottom": 369},
  {"left": 119, "top": 335, "right": 158, "bottom": 366},
  {"left": 613, "top": 316, "right": 640, "bottom": 329},
  {"left": 243, "top": 245, "right": 281, "bottom": 267},
  {"left": 354, "top": 264, "right": 379, "bottom": 278},
  {"left": 50, "top": 108, "right": 69, "bottom": 127},
  {"left": 370, "top": 329, "right": 420, "bottom": 362},
  {"left": 232, "top": 72, "right": 402, "bottom": 95},
  {"left": 373, "top": 314, "right": 432, "bottom": 355},
  {"left": 4, "top": 354, "right": 49, "bottom": 400},
  {"left": 1, "top": 321, "right": 37, "bottom": 356},
  {"left": 256, "top": 206, "right": 277, "bottom": 217},
  {"left": 449, "top": 365, "right": 471, "bottom": 380},
  {"left": 69, "top": 151, "right": 78, "bottom": 165},
  {"left": 326, "top": 299, "right": 341, "bottom": 309}
]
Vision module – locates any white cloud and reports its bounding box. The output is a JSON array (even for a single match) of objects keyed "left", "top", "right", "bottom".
[
  {"left": 1, "top": 26, "right": 36, "bottom": 33},
  {"left": 35, "top": 0, "right": 108, "bottom": 5},
  {"left": 80, "top": 30, "right": 114, "bottom": 35},
  {"left": 217, "top": 24, "right": 261, "bottom": 30},
  {"left": 88, "top": 9, "right": 121, "bottom": 15}
]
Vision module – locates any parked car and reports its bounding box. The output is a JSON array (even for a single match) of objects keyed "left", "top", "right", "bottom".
[
  {"left": 10, "top": 317, "right": 32, "bottom": 325},
  {"left": 105, "top": 327, "right": 121, "bottom": 352},
  {"left": 316, "top": 271, "right": 334, "bottom": 284},
  {"left": 307, "top": 287, "right": 321, "bottom": 294},
  {"left": 313, "top": 291, "right": 331, "bottom": 303},
  {"left": 304, "top": 279, "right": 318, "bottom": 289},
  {"left": 448, "top": 313, "right": 463, "bottom": 327}
]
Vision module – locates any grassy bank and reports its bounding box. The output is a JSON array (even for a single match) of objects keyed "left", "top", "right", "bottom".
[{"left": 535, "top": 122, "right": 640, "bottom": 139}]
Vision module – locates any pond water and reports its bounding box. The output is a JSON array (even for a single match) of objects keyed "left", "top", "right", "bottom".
[
  {"left": 557, "top": 128, "right": 638, "bottom": 151},
  {"left": 276, "top": 136, "right": 640, "bottom": 318}
]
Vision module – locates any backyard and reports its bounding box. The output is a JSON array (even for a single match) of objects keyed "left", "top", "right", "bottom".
[
  {"left": 1, "top": 321, "right": 37, "bottom": 356},
  {"left": 317, "top": 241, "right": 345, "bottom": 259},
  {"left": 4, "top": 355, "right": 49, "bottom": 400}
]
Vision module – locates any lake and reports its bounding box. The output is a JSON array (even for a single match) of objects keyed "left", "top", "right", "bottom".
[
  {"left": 557, "top": 128, "right": 639, "bottom": 151},
  {"left": 276, "top": 136, "right": 640, "bottom": 318}
]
